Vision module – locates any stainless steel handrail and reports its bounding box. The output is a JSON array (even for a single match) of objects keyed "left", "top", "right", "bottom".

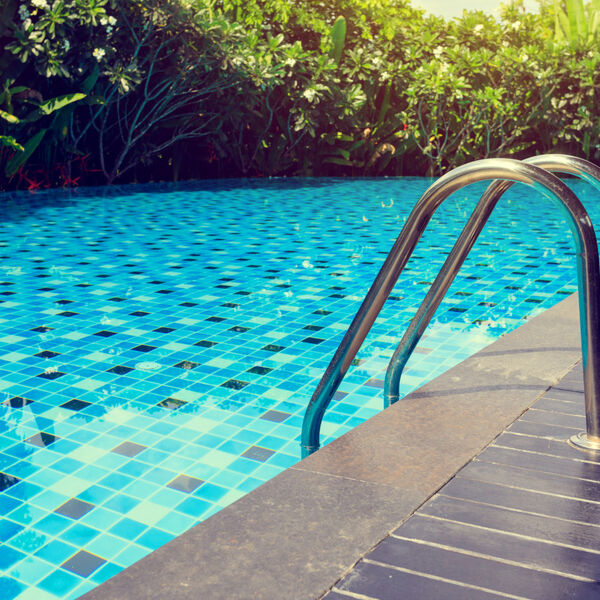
[
  {"left": 301, "top": 157, "right": 600, "bottom": 457},
  {"left": 384, "top": 155, "right": 600, "bottom": 455}
]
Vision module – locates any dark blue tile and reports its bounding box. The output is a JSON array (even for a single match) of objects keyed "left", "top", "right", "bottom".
[
  {"left": 24, "top": 432, "right": 59, "bottom": 447},
  {"left": 55, "top": 498, "right": 95, "bottom": 519},
  {"left": 111, "top": 441, "right": 146, "bottom": 457},
  {"left": 60, "top": 398, "right": 91, "bottom": 411},
  {"left": 167, "top": 474, "right": 203, "bottom": 493},
  {"left": 241, "top": 446, "right": 274, "bottom": 462},
  {"left": 62, "top": 550, "right": 106, "bottom": 577},
  {"left": 0, "top": 472, "right": 20, "bottom": 492}
]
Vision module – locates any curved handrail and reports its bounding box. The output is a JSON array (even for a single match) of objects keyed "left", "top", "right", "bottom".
[
  {"left": 384, "top": 155, "right": 600, "bottom": 410},
  {"left": 301, "top": 158, "right": 600, "bottom": 457}
]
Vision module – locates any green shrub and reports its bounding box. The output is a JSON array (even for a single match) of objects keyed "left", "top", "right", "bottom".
[{"left": 1, "top": 0, "right": 600, "bottom": 189}]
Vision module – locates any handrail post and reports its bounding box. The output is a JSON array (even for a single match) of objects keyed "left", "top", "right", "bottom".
[
  {"left": 383, "top": 155, "right": 600, "bottom": 453},
  {"left": 301, "top": 157, "right": 600, "bottom": 457}
]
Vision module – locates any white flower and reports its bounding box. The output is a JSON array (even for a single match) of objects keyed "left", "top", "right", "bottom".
[
  {"left": 92, "top": 47, "right": 106, "bottom": 61},
  {"left": 100, "top": 16, "right": 108, "bottom": 25},
  {"left": 433, "top": 46, "right": 444, "bottom": 58},
  {"left": 303, "top": 88, "right": 316, "bottom": 102},
  {"left": 474, "top": 24, "right": 484, "bottom": 33},
  {"left": 511, "top": 21, "right": 521, "bottom": 30},
  {"left": 31, "top": 0, "right": 48, "bottom": 9},
  {"left": 108, "top": 16, "right": 117, "bottom": 25}
]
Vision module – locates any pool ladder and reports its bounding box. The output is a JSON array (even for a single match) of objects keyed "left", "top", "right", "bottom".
[{"left": 301, "top": 155, "right": 600, "bottom": 458}]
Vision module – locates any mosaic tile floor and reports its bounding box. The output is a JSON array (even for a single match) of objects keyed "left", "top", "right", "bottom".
[{"left": 0, "top": 176, "right": 590, "bottom": 599}]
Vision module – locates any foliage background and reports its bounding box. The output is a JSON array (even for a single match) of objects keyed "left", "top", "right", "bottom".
[{"left": 0, "top": 0, "right": 598, "bottom": 190}]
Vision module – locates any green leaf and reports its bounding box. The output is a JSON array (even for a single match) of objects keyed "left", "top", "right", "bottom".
[
  {"left": 322, "top": 156, "right": 355, "bottom": 166},
  {"left": 37, "top": 93, "right": 86, "bottom": 116},
  {"left": 81, "top": 65, "right": 100, "bottom": 94},
  {"left": 0, "top": 109, "right": 19, "bottom": 124},
  {"left": 0, "top": 135, "right": 24, "bottom": 152},
  {"left": 328, "top": 16, "right": 346, "bottom": 65},
  {"left": 376, "top": 82, "right": 392, "bottom": 126},
  {"left": 5, "top": 129, "right": 46, "bottom": 177}
]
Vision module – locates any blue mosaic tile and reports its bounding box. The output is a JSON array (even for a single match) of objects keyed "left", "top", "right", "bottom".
[{"left": 0, "top": 177, "right": 593, "bottom": 598}]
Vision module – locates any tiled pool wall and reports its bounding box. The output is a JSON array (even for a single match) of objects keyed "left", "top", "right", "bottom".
[{"left": 0, "top": 176, "right": 588, "bottom": 599}]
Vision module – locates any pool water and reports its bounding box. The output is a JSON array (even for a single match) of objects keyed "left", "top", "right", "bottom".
[{"left": 0, "top": 176, "right": 589, "bottom": 599}]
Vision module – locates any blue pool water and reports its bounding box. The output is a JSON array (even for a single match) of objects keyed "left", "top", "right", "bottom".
[{"left": 0, "top": 176, "right": 589, "bottom": 599}]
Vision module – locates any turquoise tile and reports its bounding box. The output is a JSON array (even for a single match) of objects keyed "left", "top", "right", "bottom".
[
  {"left": 0, "top": 576, "right": 25, "bottom": 600},
  {"left": 0, "top": 546, "right": 25, "bottom": 569},
  {"left": 109, "top": 518, "right": 146, "bottom": 541},
  {"left": 34, "top": 514, "right": 71, "bottom": 536},
  {"left": 154, "top": 512, "right": 195, "bottom": 536},
  {"left": 103, "top": 494, "right": 139, "bottom": 514},
  {"left": 34, "top": 539, "right": 77, "bottom": 563},
  {"left": 113, "top": 544, "right": 149, "bottom": 568},
  {"left": 84, "top": 533, "right": 128, "bottom": 560},
  {"left": 7, "top": 504, "right": 46, "bottom": 526},
  {"left": 136, "top": 528, "right": 174, "bottom": 551},
  {"left": 9, "top": 556, "right": 55, "bottom": 586},
  {"left": 79, "top": 507, "right": 121, "bottom": 530},
  {"left": 9, "top": 529, "right": 48, "bottom": 553},
  {"left": 90, "top": 561, "right": 121, "bottom": 585},
  {"left": 38, "top": 569, "right": 82, "bottom": 596},
  {"left": 61, "top": 523, "right": 100, "bottom": 546},
  {"left": 176, "top": 497, "right": 211, "bottom": 518}
]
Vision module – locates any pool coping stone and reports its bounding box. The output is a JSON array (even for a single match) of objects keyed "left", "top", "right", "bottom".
[{"left": 82, "top": 292, "right": 583, "bottom": 600}]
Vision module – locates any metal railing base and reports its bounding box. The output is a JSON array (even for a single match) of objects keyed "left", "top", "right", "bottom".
[{"left": 570, "top": 431, "right": 600, "bottom": 451}]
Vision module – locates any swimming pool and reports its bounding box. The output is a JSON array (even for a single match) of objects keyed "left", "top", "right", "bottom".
[{"left": 0, "top": 176, "right": 587, "bottom": 599}]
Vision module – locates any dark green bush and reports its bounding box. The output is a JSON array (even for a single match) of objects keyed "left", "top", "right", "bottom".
[{"left": 1, "top": 0, "right": 600, "bottom": 189}]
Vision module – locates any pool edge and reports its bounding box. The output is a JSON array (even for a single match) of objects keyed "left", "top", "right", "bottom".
[{"left": 82, "top": 293, "right": 583, "bottom": 600}]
